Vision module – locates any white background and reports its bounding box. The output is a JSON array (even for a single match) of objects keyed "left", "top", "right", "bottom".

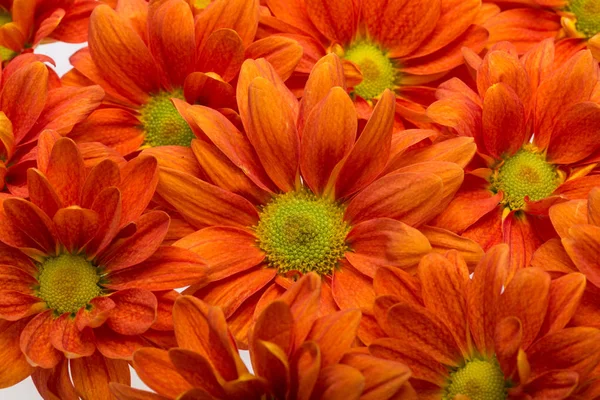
[{"left": 1, "top": 41, "right": 253, "bottom": 399}]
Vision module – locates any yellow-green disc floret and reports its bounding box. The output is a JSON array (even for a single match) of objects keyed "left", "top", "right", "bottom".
[
  {"left": 139, "top": 89, "right": 195, "bottom": 147},
  {"left": 255, "top": 190, "right": 351, "bottom": 276},
  {"left": 344, "top": 41, "right": 397, "bottom": 100},
  {"left": 491, "top": 148, "right": 560, "bottom": 210},
  {"left": 443, "top": 358, "right": 508, "bottom": 400},
  {"left": 567, "top": 0, "right": 600, "bottom": 38},
  {"left": 37, "top": 254, "right": 103, "bottom": 315}
]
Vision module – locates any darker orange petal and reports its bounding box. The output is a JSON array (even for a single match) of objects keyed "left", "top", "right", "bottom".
[
  {"left": 264, "top": 0, "right": 322, "bottom": 40},
  {"left": 94, "top": 326, "right": 147, "bottom": 360},
  {"left": 563, "top": 224, "right": 600, "bottom": 288},
  {"left": 540, "top": 273, "right": 586, "bottom": 336},
  {"left": 304, "top": 0, "right": 357, "bottom": 44},
  {"left": 75, "top": 296, "right": 116, "bottom": 330},
  {"left": 278, "top": 273, "right": 321, "bottom": 349},
  {"left": 0, "top": 264, "right": 37, "bottom": 294},
  {"left": 245, "top": 36, "right": 303, "bottom": 81},
  {"left": 426, "top": 97, "right": 482, "bottom": 140},
  {"left": 482, "top": 83, "right": 527, "bottom": 158},
  {"left": 148, "top": 0, "right": 195, "bottom": 87},
  {"left": 0, "top": 62, "right": 48, "bottom": 143},
  {"left": 88, "top": 5, "right": 160, "bottom": 104},
  {"left": 133, "top": 348, "right": 192, "bottom": 398},
  {"left": 196, "top": 29, "right": 244, "bottom": 82},
  {"left": 20, "top": 310, "right": 62, "bottom": 369},
  {"left": 290, "top": 341, "right": 320, "bottom": 400},
  {"left": 477, "top": 50, "right": 531, "bottom": 110},
  {"left": 0, "top": 319, "right": 34, "bottom": 388},
  {"left": 246, "top": 76, "right": 299, "bottom": 192},
  {"left": 71, "top": 351, "right": 131, "bottom": 400},
  {"left": 153, "top": 290, "right": 179, "bottom": 331},
  {"left": 168, "top": 348, "right": 226, "bottom": 398},
  {"left": 373, "top": 267, "right": 422, "bottom": 306},
  {"left": 494, "top": 316, "right": 522, "bottom": 379},
  {"left": 311, "top": 364, "right": 364, "bottom": 400},
  {"left": 307, "top": 309, "right": 362, "bottom": 366},
  {"left": 252, "top": 300, "right": 294, "bottom": 356},
  {"left": 2, "top": 197, "right": 58, "bottom": 254},
  {"left": 332, "top": 261, "right": 375, "bottom": 310},
  {"left": 104, "top": 246, "right": 207, "bottom": 291},
  {"left": 110, "top": 383, "right": 170, "bottom": 400},
  {"left": 300, "top": 86, "right": 356, "bottom": 194},
  {"left": 27, "top": 169, "right": 62, "bottom": 218},
  {"left": 548, "top": 199, "right": 588, "bottom": 239},
  {"left": 521, "top": 38, "right": 555, "bottom": 91},
  {"left": 157, "top": 167, "right": 260, "bottom": 229},
  {"left": 174, "top": 226, "right": 264, "bottom": 281},
  {"left": 80, "top": 159, "right": 121, "bottom": 209},
  {"left": 531, "top": 238, "right": 577, "bottom": 274},
  {"left": 555, "top": 175, "right": 600, "bottom": 200},
  {"left": 195, "top": 0, "right": 259, "bottom": 49},
  {"left": 106, "top": 289, "right": 157, "bottom": 336},
  {"left": 53, "top": 208, "right": 100, "bottom": 254},
  {"left": 32, "top": 8, "right": 65, "bottom": 45},
  {"left": 98, "top": 210, "right": 170, "bottom": 273},
  {"left": 118, "top": 155, "right": 160, "bottom": 226},
  {"left": 45, "top": 137, "right": 86, "bottom": 206},
  {"left": 503, "top": 213, "right": 544, "bottom": 280},
  {"left": 84, "top": 187, "right": 122, "bottom": 257},
  {"left": 334, "top": 90, "right": 395, "bottom": 199},
  {"left": 31, "top": 358, "right": 78, "bottom": 400},
  {"left": 546, "top": 102, "right": 600, "bottom": 164},
  {"left": 49, "top": 313, "right": 95, "bottom": 358},
  {"left": 522, "top": 370, "right": 579, "bottom": 399}
]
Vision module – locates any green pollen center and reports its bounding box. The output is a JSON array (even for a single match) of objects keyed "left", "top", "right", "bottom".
[
  {"left": 444, "top": 358, "right": 507, "bottom": 400},
  {"left": 37, "top": 254, "right": 102, "bottom": 315},
  {"left": 567, "top": 0, "right": 600, "bottom": 38},
  {"left": 255, "top": 190, "right": 351, "bottom": 276},
  {"left": 344, "top": 41, "right": 396, "bottom": 100},
  {"left": 491, "top": 148, "right": 559, "bottom": 210},
  {"left": 139, "top": 89, "right": 195, "bottom": 147}
]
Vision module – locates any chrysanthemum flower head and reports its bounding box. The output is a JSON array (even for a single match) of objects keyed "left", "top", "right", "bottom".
[
  {"left": 428, "top": 40, "right": 600, "bottom": 277},
  {"left": 64, "top": 0, "right": 303, "bottom": 170},
  {"left": 260, "top": 0, "right": 490, "bottom": 127},
  {"left": 156, "top": 54, "right": 482, "bottom": 346},
  {"left": 369, "top": 245, "right": 600, "bottom": 399},
  {"left": 110, "top": 273, "right": 415, "bottom": 400},
  {"left": 0, "top": 135, "right": 207, "bottom": 398},
  {"left": 0, "top": 57, "right": 104, "bottom": 195}
]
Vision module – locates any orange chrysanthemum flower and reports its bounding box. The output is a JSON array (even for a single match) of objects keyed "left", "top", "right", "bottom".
[
  {"left": 0, "top": 58, "right": 104, "bottom": 195},
  {"left": 110, "top": 273, "right": 415, "bottom": 400},
  {"left": 532, "top": 187, "right": 600, "bottom": 333},
  {"left": 156, "top": 55, "right": 481, "bottom": 346},
  {"left": 0, "top": 0, "right": 98, "bottom": 62},
  {"left": 259, "top": 0, "right": 490, "bottom": 128},
  {"left": 0, "top": 136, "right": 206, "bottom": 398},
  {"left": 63, "top": 0, "right": 302, "bottom": 167},
  {"left": 484, "top": 0, "right": 600, "bottom": 60},
  {"left": 369, "top": 245, "right": 600, "bottom": 399},
  {"left": 428, "top": 40, "right": 600, "bottom": 277}
]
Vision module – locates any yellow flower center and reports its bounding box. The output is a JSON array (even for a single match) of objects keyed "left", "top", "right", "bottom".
[
  {"left": 444, "top": 358, "right": 507, "bottom": 400},
  {"left": 37, "top": 254, "right": 102, "bottom": 315},
  {"left": 255, "top": 190, "right": 351, "bottom": 276},
  {"left": 567, "top": 0, "right": 600, "bottom": 38},
  {"left": 343, "top": 41, "right": 397, "bottom": 100},
  {"left": 139, "top": 89, "right": 195, "bottom": 147},
  {"left": 490, "top": 147, "right": 560, "bottom": 210},
  {"left": 193, "top": 0, "right": 211, "bottom": 8},
  {"left": 0, "top": 9, "right": 17, "bottom": 62}
]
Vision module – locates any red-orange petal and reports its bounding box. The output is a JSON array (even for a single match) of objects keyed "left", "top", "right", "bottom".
[
  {"left": 107, "top": 289, "right": 158, "bottom": 336},
  {"left": 71, "top": 351, "right": 131, "bottom": 400},
  {"left": 196, "top": 28, "right": 244, "bottom": 82},
  {"left": 0, "top": 319, "right": 34, "bottom": 388},
  {"left": 20, "top": 310, "right": 62, "bottom": 369}
]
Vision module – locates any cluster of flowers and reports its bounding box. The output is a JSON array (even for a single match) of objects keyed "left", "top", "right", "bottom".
[{"left": 0, "top": 0, "right": 599, "bottom": 399}]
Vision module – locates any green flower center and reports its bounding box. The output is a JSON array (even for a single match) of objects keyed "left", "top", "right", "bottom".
[
  {"left": 139, "top": 89, "right": 195, "bottom": 147},
  {"left": 193, "top": 0, "right": 211, "bottom": 8},
  {"left": 0, "top": 8, "right": 11, "bottom": 26},
  {"left": 567, "top": 0, "right": 600, "bottom": 38},
  {"left": 255, "top": 190, "right": 351, "bottom": 276},
  {"left": 490, "top": 148, "right": 560, "bottom": 210},
  {"left": 0, "top": 9, "right": 16, "bottom": 62},
  {"left": 343, "top": 41, "right": 397, "bottom": 100},
  {"left": 444, "top": 358, "right": 507, "bottom": 400},
  {"left": 37, "top": 254, "right": 102, "bottom": 315}
]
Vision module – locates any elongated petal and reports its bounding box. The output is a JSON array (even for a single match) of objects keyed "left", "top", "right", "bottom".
[
  {"left": 541, "top": 273, "right": 586, "bottom": 336},
  {"left": 118, "top": 156, "right": 159, "bottom": 226},
  {"left": 110, "top": 383, "right": 170, "bottom": 400},
  {"left": 308, "top": 309, "right": 361, "bottom": 366},
  {"left": 45, "top": 138, "right": 86, "bottom": 206},
  {"left": 563, "top": 225, "right": 600, "bottom": 288},
  {"left": 168, "top": 349, "right": 226, "bottom": 397},
  {"left": 278, "top": 273, "right": 321, "bottom": 349},
  {"left": 71, "top": 351, "right": 131, "bottom": 400},
  {"left": 133, "top": 348, "right": 192, "bottom": 397},
  {"left": 305, "top": 0, "right": 357, "bottom": 43},
  {"left": 27, "top": 169, "right": 62, "bottom": 218},
  {"left": 0, "top": 319, "right": 34, "bottom": 388},
  {"left": 197, "top": 29, "right": 244, "bottom": 82},
  {"left": 194, "top": 0, "right": 259, "bottom": 49},
  {"left": 332, "top": 261, "right": 375, "bottom": 310},
  {"left": 373, "top": 267, "right": 421, "bottom": 307},
  {"left": 2, "top": 198, "right": 58, "bottom": 254},
  {"left": 53, "top": 208, "right": 100, "bottom": 254},
  {"left": 252, "top": 300, "right": 294, "bottom": 356},
  {"left": 20, "top": 310, "right": 61, "bottom": 369},
  {"left": 106, "top": 289, "right": 157, "bottom": 336},
  {"left": 290, "top": 341, "right": 320, "bottom": 400},
  {"left": 245, "top": 36, "right": 303, "bottom": 82},
  {"left": 49, "top": 314, "right": 95, "bottom": 358}
]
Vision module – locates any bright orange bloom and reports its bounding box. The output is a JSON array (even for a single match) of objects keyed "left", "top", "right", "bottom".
[
  {"left": 428, "top": 40, "right": 600, "bottom": 278},
  {"left": 110, "top": 273, "right": 415, "bottom": 400},
  {"left": 0, "top": 136, "right": 206, "bottom": 398},
  {"left": 64, "top": 0, "right": 303, "bottom": 170},
  {"left": 532, "top": 188, "right": 600, "bottom": 333},
  {"left": 0, "top": 0, "right": 99, "bottom": 62},
  {"left": 259, "top": 0, "right": 491, "bottom": 128},
  {"left": 157, "top": 54, "right": 481, "bottom": 346},
  {"left": 0, "top": 57, "right": 104, "bottom": 195},
  {"left": 483, "top": 0, "right": 600, "bottom": 60},
  {"left": 369, "top": 245, "right": 600, "bottom": 399}
]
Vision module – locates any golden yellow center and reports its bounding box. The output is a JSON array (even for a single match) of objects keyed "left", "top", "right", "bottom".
[
  {"left": 37, "top": 254, "right": 102, "bottom": 315},
  {"left": 139, "top": 89, "right": 195, "bottom": 147},
  {"left": 343, "top": 41, "right": 397, "bottom": 100},
  {"left": 567, "top": 0, "right": 600, "bottom": 38},
  {"left": 444, "top": 358, "right": 507, "bottom": 400}
]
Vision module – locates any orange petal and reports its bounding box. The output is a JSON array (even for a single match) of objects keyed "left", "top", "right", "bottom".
[
  {"left": 548, "top": 199, "right": 588, "bottom": 239},
  {"left": 344, "top": 171, "right": 443, "bottom": 227},
  {"left": 141, "top": 145, "right": 204, "bottom": 179},
  {"left": 27, "top": 169, "right": 62, "bottom": 219},
  {"left": 530, "top": 238, "right": 577, "bottom": 274},
  {"left": 104, "top": 246, "right": 207, "bottom": 291},
  {"left": 20, "top": 310, "right": 62, "bottom": 369},
  {"left": 49, "top": 314, "right": 95, "bottom": 358},
  {"left": 0, "top": 290, "right": 45, "bottom": 321},
  {"left": 31, "top": 357, "right": 78, "bottom": 400},
  {"left": 476, "top": 49, "right": 531, "bottom": 108},
  {"left": 75, "top": 296, "right": 116, "bottom": 331},
  {"left": 346, "top": 218, "right": 432, "bottom": 277},
  {"left": 182, "top": 72, "right": 236, "bottom": 109},
  {"left": 300, "top": 86, "right": 356, "bottom": 194},
  {"left": 481, "top": 83, "right": 527, "bottom": 158},
  {"left": 540, "top": 273, "right": 586, "bottom": 336},
  {"left": 98, "top": 211, "right": 170, "bottom": 273},
  {"left": 278, "top": 272, "right": 321, "bottom": 348},
  {"left": 168, "top": 348, "right": 226, "bottom": 397},
  {"left": 2, "top": 197, "right": 58, "bottom": 254},
  {"left": 88, "top": 5, "right": 160, "bottom": 104},
  {"left": 264, "top": 0, "right": 322, "bottom": 40},
  {"left": 157, "top": 167, "right": 259, "bottom": 229},
  {"left": 307, "top": 309, "right": 362, "bottom": 366},
  {"left": 118, "top": 155, "right": 160, "bottom": 226},
  {"left": 290, "top": 341, "right": 321, "bottom": 400},
  {"left": 45, "top": 138, "right": 86, "bottom": 206},
  {"left": 71, "top": 351, "right": 131, "bottom": 399},
  {"left": 106, "top": 289, "right": 157, "bottom": 336},
  {"left": 245, "top": 36, "right": 303, "bottom": 81},
  {"left": 304, "top": 0, "right": 357, "bottom": 44},
  {"left": 426, "top": 97, "right": 482, "bottom": 140},
  {"left": 555, "top": 174, "right": 600, "bottom": 200},
  {"left": 0, "top": 319, "right": 34, "bottom": 388},
  {"left": 333, "top": 90, "right": 395, "bottom": 199},
  {"left": 84, "top": 187, "right": 122, "bottom": 258},
  {"left": 0, "top": 264, "right": 37, "bottom": 294},
  {"left": 194, "top": 0, "right": 259, "bottom": 49},
  {"left": 133, "top": 348, "right": 193, "bottom": 398},
  {"left": 110, "top": 383, "right": 170, "bottom": 400},
  {"left": 521, "top": 38, "right": 555, "bottom": 91},
  {"left": 311, "top": 364, "right": 364, "bottom": 400},
  {"left": 196, "top": 29, "right": 244, "bottom": 82},
  {"left": 94, "top": 326, "right": 147, "bottom": 360},
  {"left": 148, "top": 0, "right": 195, "bottom": 86},
  {"left": 373, "top": 267, "right": 422, "bottom": 306},
  {"left": 563, "top": 224, "right": 600, "bottom": 288},
  {"left": 503, "top": 213, "right": 544, "bottom": 280},
  {"left": 523, "top": 370, "right": 579, "bottom": 399},
  {"left": 0, "top": 62, "right": 48, "bottom": 143},
  {"left": 546, "top": 102, "right": 600, "bottom": 164},
  {"left": 246, "top": 77, "right": 300, "bottom": 192},
  {"left": 332, "top": 261, "right": 375, "bottom": 310},
  {"left": 252, "top": 300, "right": 294, "bottom": 356},
  {"left": 53, "top": 208, "right": 100, "bottom": 254},
  {"left": 494, "top": 316, "right": 522, "bottom": 378}
]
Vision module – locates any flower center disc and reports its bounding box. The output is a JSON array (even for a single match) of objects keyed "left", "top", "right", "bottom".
[
  {"left": 38, "top": 254, "right": 102, "bottom": 315},
  {"left": 255, "top": 190, "right": 351, "bottom": 276},
  {"left": 344, "top": 41, "right": 396, "bottom": 100},
  {"left": 568, "top": 0, "right": 600, "bottom": 38},
  {"left": 491, "top": 148, "right": 559, "bottom": 210},
  {"left": 0, "top": 9, "right": 16, "bottom": 62},
  {"left": 444, "top": 358, "right": 507, "bottom": 400},
  {"left": 139, "top": 89, "right": 195, "bottom": 147}
]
